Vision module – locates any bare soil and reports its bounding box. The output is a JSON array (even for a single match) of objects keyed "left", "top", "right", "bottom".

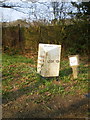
[{"left": 2, "top": 93, "right": 89, "bottom": 119}]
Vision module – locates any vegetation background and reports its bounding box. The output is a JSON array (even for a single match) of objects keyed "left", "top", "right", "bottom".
[
  {"left": 2, "top": 19, "right": 89, "bottom": 56},
  {"left": 2, "top": 2, "right": 89, "bottom": 57},
  {"left": 1, "top": 1, "right": 89, "bottom": 118}
]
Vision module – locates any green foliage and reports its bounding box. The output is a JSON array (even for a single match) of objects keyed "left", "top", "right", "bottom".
[
  {"left": 71, "top": 2, "right": 90, "bottom": 19},
  {"left": 2, "top": 54, "right": 88, "bottom": 103},
  {"left": 2, "top": 19, "right": 89, "bottom": 56},
  {"left": 2, "top": 53, "right": 34, "bottom": 67}
]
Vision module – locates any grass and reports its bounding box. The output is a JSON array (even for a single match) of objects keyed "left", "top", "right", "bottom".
[{"left": 2, "top": 53, "right": 88, "bottom": 103}]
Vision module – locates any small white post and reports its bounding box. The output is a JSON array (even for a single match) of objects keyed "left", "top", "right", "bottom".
[{"left": 69, "top": 55, "right": 79, "bottom": 79}]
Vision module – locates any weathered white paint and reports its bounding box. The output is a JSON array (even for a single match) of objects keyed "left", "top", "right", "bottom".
[
  {"left": 69, "top": 55, "right": 79, "bottom": 67},
  {"left": 37, "top": 43, "right": 61, "bottom": 77}
]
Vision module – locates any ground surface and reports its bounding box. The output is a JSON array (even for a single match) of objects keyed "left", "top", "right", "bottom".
[
  {"left": 2, "top": 53, "right": 89, "bottom": 118},
  {"left": 2, "top": 93, "right": 89, "bottom": 118}
]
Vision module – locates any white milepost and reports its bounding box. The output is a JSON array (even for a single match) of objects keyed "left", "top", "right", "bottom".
[{"left": 37, "top": 43, "right": 61, "bottom": 77}]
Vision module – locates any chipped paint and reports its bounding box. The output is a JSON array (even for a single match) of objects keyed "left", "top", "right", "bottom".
[{"left": 37, "top": 43, "right": 61, "bottom": 77}]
